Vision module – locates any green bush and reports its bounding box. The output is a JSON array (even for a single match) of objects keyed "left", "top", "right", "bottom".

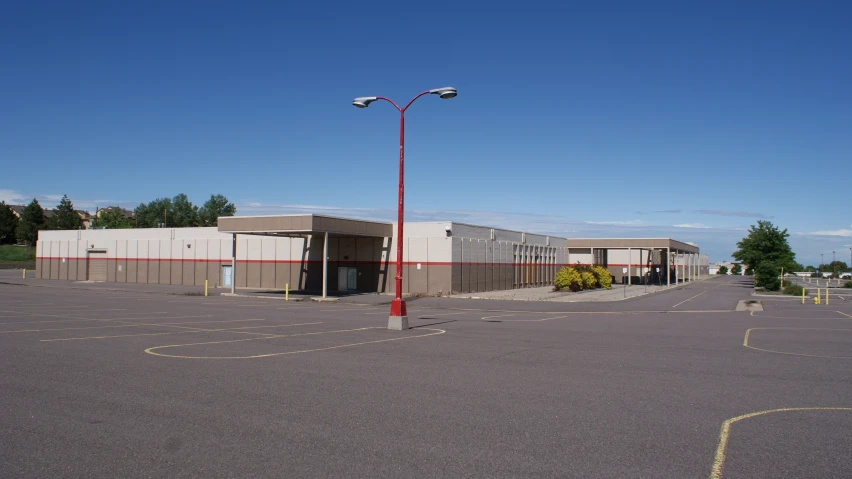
[
  {"left": 555, "top": 267, "right": 582, "bottom": 291},
  {"left": 844, "top": 281, "right": 852, "bottom": 289},
  {"left": 592, "top": 265, "right": 612, "bottom": 290},
  {"left": 580, "top": 271, "right": 597, "bottom": 290},
  {"left": 755, "top": 261, "right": 781, "bottom": 291},
  {"left": 717, "top": 266, "right": 728, "bottom": 275},
  {"left": 782, "top": 283, "right": 806, "bottom": 296}
]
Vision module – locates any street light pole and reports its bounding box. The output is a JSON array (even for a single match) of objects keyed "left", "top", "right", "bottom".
[{"left": 353, "top": 87, "right": 457, "bottom": 331}]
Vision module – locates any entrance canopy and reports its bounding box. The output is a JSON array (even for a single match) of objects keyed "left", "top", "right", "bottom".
[
  {"left": 565, "top": 238, "right": 700, "bottom": 285},
  {"left": 218, "top": 214, "right": 392, "bottom": 238},
  {"left": 218, "top": 215, "right": 393, "bottom": 298}
]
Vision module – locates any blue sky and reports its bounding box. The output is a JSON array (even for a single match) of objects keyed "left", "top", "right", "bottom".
[{"left": 2, "top": 1, "right": 850, "bottom": 265}]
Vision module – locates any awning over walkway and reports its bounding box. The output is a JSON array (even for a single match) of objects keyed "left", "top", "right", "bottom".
[
  {"left": 218, "top": 215, "right": 393, "bottom": 298},
  {"left": 564, "top": 238, "right": 698, "bottom": 254},
  {"left": 218, "top": 214, "right": 392, "bottom": 237}
]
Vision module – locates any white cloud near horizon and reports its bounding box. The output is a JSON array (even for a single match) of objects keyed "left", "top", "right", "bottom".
[{"left": 800, "top": 229, "right": 852, "bottom": 237}]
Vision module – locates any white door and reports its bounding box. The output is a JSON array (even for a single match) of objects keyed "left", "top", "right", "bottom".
[{"left": 222, "top": 265, "right": 233, "bottom": 287}]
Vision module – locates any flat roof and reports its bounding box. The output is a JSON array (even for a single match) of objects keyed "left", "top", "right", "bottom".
[
  {"left": 565, "top": 238, "right": 699, "bottom": 253},
  {"left": 218, "top": 214, "right": 393, "bottom": 237}
]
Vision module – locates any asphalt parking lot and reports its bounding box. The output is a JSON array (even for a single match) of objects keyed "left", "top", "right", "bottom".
[{"left": 2, "top": 275, "right": 851, "bottom": 478}]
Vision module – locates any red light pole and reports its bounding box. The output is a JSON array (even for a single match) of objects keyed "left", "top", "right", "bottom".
[{"left": 353, "top": 87, "right": 457, "bottom": 330}]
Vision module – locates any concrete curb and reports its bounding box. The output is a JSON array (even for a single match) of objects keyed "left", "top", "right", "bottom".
[{"left": 220, "top": 293, "right": 305, "bottom": 302}]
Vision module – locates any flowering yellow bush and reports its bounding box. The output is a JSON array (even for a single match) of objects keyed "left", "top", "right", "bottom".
[
  {"left": 581, "top": 271, "right": 597, "bottom": 289},
  {"left": 554, "top": 267, "right": 582, "bottom": 291},
  {"left": 592, "top": 265, "right": 613, "bottom": 290}
]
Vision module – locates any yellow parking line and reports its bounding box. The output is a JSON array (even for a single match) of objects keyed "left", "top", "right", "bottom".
[
  {"left": 710, "top": 407, "right": 852, "bottom": 479},
  {"left": 145, "top": 327, "right": 446, "bottom": 359}
]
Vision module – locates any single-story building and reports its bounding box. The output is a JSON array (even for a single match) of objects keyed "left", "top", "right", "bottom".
[{"left": 35, "top": 214, "right": 704, "bottom": 295}]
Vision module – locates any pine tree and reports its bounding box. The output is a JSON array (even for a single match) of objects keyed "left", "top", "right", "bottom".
[
  {"left": 50, "top": 195, "right": 83, "bottom": 230},
  {"left": 0, "top": 202, "right": 19, "bottom": 244},
  {"left": 16, "top": 199, "right": 45, "bottom": 246}
]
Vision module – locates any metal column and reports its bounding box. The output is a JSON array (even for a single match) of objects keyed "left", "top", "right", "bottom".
[
  {"left": 666, "top": 247, "right": 671, "bottom": 286},
  {"left": 322, "top": 232, "right": 328, "bottom": 299},
  {"left": 627, "top": 247, "right": 631, "bottom": 285},
  {"left": 230, "top": 234, "right": 236, "bottom": 295}
]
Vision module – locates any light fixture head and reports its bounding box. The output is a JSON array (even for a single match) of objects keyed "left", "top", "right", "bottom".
[
  {"left": 352, "top": 96, "right": 377, "bottom": 108},
  {"left": 429, "top": 87, "right": 457, "bottom": 99}
]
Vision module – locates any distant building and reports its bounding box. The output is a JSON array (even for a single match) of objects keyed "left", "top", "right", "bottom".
[
  {"left": 8, "top": 204, "right": 92, "bottom": 229},
  {"left": 96, "top": 206, "right": 135, "bottom": 220},
  {"left": 709, "top": 261, "right": 741, "bottom": 275}
]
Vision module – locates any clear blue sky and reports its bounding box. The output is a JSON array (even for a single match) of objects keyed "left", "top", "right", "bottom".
[{"left": 2, "top": 1, "right": 850, "bottom": 265}]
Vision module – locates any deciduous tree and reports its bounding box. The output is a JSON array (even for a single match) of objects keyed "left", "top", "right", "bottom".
[
  {"left": 732, "top": 221, "right": 797, "bottom": 274},
  {"left": 198, "top": 194, "right": 236, "bottom": 226}
]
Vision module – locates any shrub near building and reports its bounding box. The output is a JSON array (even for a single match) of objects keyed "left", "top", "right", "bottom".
[
  {"left": 555, "top": 267, "right": 583, "bottom": 292},
  {"left": 592, "top": 265, "right": 613, "bottom": 290},
  {"left": 554, "top": 265, "right": 612, "bottom": 292}
]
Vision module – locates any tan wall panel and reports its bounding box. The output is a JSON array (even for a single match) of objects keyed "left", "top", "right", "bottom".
[
  {"left": 126, "top": 259, "right": 137, "bottom": 283},
  {"left": 427, "top": 265, "right": 451, "bottom": 294},
  {"left": 245, "top": 262, "right": 261, "bottom": 288},
  {"left": 275, "top": 262, "right": 290, "bottom": 289},
  {"left": 107, "top": 259, "right": 116, "bottom": 282},
  {"left": 406, "top": 264, "right": 427, "bottom": 294},
  {"left": 194, "top": 262, "right": 206, "bottom": 286},
  {"left": 260, "top": 263, "right": 275, "bottom": 288}
]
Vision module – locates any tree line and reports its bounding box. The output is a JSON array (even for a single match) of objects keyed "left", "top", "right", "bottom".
[{"left": 0, "top": 194, "right": 236, "bottom": 246}]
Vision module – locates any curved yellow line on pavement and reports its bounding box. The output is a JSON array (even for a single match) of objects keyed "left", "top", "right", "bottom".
[
  {"left": 144, "top": 327, "right": 446, "bottom": 359},
  {"left": 710, "top": 407, "right": 852, "bottom": 479},
  {"left": 743, "top": 327, "right": 852, "bottom": 359}
]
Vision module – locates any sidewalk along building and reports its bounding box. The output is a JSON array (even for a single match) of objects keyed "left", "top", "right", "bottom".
[{"left": 35, "top": 214, "right": 704, "bottom": 294}]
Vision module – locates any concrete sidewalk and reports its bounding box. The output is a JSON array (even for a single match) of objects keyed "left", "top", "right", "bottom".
[
  {"left": 449, "top": 283, "right": 670, "bottom": 302},
  {"left": 448, "top": 276, "right": 716, "bottom": 302}
]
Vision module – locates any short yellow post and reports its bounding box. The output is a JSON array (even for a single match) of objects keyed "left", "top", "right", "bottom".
[
  {"left": 802, "top": 287, "right": 805, "bottom": 304},
  {"left": 22, "top": 268, "right": 26, "bottom": 279},
  {"left": 814, "top": 289, "right": 821, "bottom": 304},
  {"left": 826, "top": 287, "right": 829, "bottom": 305},
  {"left": 204, "top": 280, "right": 208, "bottom": 297},
  {"left": 285, "top": 283, "right": 289, "bottom": 301}
]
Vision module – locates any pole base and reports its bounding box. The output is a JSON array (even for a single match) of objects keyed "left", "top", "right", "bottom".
[
  {"left": 388, "top": 298, "right": 408, "bottom": 330},
  {"left": 388, "top": 315, "right": 409, "bottom": 331}
]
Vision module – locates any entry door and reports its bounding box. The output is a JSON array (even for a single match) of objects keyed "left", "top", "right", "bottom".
[
  {"left": 87, "top": 252, "right": 107, "bottom": 281},
  {"left": 337, "top": 267, "right": 357, "bottom": 291},
  {"left": 221, "top": 265, "right": 233, "bottom": 287},
  {"left": 347, "top": 267, "right": 357, "bottom": 291}
]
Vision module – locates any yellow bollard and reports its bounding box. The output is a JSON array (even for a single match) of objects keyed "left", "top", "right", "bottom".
[
  {"left": 802, "top": 287, "right": 805, "bottom": 305},
  {"left": 814, "top": 289, "right": 821, "bottom": 304},
  {"left": 22, "top": 268, "right": 26, "bottom": 279},
  {"left": 826, "top": 287, "right": 829, "bottom": 305},
  {"left": 285, "top": 283, "right": 289, "bottom": 301},
  {"left": 205, "top": 280, "right": 208, "bottom": 297}
]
